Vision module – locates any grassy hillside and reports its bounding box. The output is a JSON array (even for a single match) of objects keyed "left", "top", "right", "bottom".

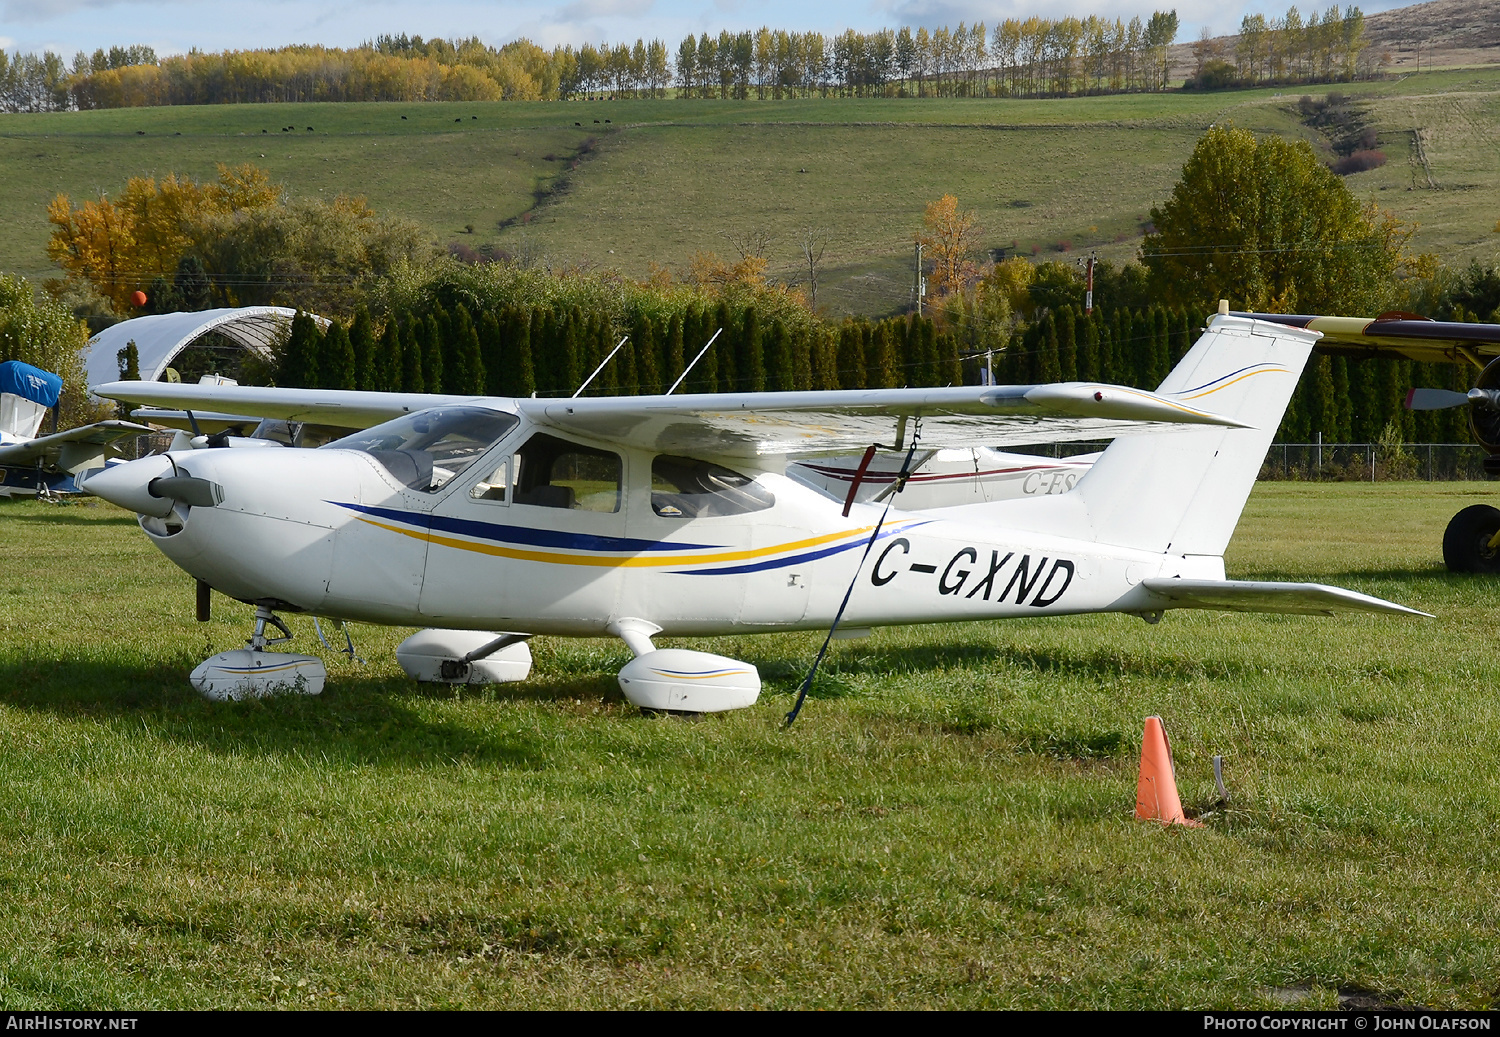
[
  {"left": 2, "top": 67, "right": 1497, "bottom": 315},
  {"left": 2, "top": 482, "right": 1499, "bottom": 1007}
]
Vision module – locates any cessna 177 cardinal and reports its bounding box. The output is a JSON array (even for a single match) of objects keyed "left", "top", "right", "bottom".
[{"left": 81, "top": 312, "right": 1425, "bottom": 709}]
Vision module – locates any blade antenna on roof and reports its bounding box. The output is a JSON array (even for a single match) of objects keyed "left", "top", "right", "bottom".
[
  {"left": 786, "top": 418, "right": 922, "bottom": 728},
  {"left": 572, "top": 336, "right": 629, "bottom": 398},
  {"left": 666, "top": 328, "right": 722, "bottom": 395}
]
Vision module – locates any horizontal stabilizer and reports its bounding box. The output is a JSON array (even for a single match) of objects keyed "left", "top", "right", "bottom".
[{"left": 1141, "top": 578, "right": 1430, "bottom": 618}]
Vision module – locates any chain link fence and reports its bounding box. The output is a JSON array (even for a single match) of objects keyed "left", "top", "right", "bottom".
[
  {"left": 1019, "top": 441, "right": 1494, "bottom": 482},
  {"left": 1259, "top": 443, "right": 1492, "bottom": 482}
]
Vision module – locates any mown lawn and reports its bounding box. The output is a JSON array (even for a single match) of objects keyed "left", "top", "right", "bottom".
[{"left": 1, "top": 481, "right": 1498, "bottom": 1008}]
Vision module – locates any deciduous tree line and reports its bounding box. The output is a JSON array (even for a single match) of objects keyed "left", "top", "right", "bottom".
[
  {"left": 0, "top": 9, "right": 1203, "bottom": 112},
  {"left": 1189, "top": 5, "right": 1373, "bottom": 88}
]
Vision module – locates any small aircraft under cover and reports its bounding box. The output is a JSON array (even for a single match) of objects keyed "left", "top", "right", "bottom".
[
  {"left": 82, "top": 312, "right": 1425, "bottom": 710},
  {"left": 0, "top": 360, "right": 151, "bottom": 498}
]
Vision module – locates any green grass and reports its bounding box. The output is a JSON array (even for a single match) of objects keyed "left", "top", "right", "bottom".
[
  {"left": 2, "top": 481, "right": 1500, "bottom": 1008},
  {"left": 4, "top": 68, "right": 1499, "bottom": 314}
]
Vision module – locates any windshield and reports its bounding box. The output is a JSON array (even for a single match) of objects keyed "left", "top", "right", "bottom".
[{"left": 322, "top": 407, "right": 519, "bottom": 492}]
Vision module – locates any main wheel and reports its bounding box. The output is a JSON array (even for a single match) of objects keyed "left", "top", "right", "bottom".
[{"left": 1442, "top": 504, "right": 1500, "bottom": 573}]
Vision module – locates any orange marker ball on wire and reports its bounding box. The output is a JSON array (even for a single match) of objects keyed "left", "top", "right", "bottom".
[{"left": 130, "top": 290, "right": 148, "bottom": 308}]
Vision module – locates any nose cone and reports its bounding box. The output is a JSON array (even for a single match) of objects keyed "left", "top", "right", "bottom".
[{"left": 78, "top": 455, "right": 177, "bottom": 516}]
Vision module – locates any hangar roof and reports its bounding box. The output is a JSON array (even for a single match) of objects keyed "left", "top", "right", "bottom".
[{"left": 83, "top": 307, "right": 329, "bottom": 392}]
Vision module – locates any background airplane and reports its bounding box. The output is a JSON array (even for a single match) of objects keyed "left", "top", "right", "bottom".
[
  {"left": 0, "top": 360, "right": 151, "bottom": 498},
  {"left": 1234, "top": 311, "right": 1500, "bottom": 573},
  {"left": 80, "top": 312, "right": 1424, "bottom": 709}
]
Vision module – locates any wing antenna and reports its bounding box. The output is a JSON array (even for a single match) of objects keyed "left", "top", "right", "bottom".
[
  {"left": 666, "top": 328, "right": 723, "bottom": 395},
  {"left": 572, "top": 336, "right": 629, "bottom": 399}
]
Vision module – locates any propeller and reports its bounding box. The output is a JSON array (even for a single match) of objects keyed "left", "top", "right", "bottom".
[
  {"left": 1405, "top": 388, "right": 1469, "bottom": 411},
  {"left": 1405, "top": 387, "right": 1500, "bottom": 412}
]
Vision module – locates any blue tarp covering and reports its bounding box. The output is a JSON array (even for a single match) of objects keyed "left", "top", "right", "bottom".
[{"left": 0, "top": 361, "right": 62, "bottom": 408}]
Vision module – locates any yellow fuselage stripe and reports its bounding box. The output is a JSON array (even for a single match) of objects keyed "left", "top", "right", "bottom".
[{"left": 357, "top": 517, "right": 887, "bottom": 568}]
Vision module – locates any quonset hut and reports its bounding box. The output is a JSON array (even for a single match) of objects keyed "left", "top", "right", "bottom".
[{"left": 81, "top": 307, "right": 330, "bottom": 392}]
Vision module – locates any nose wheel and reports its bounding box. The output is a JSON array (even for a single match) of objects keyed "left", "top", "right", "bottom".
[{"left": 189, "top": 604, "right": 327, "bottom": 700}]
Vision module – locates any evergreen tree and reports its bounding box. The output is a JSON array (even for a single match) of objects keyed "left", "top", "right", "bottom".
[
  {"left": 375, "top": 319, "right": 401, "bottom": 392},
  {"left": 1331, "top": 356, "right": 1352, "bottom": 442},
  {"left": 1348, "top": 358, "right": 1379, "bottom": 441},
  {"left": 632, "top": 313, "right": 660, "bottom": 395},
  {"left": 115, "top": 340, "right": 140, "bottom": 419},
  {"left": 319, "top": 318, "right": 356, "bottom": 390},
  {"left": 530, "top": 308, "right": 553, "bottom": 394},
  {"left": 279, "top": 311, "right": 323, "bottom": 388},
  {"left": 617, "top": 331, "right": 638, "bottom": 397},
  {"left": 836, "top": 322, "right": 863, "bottom": 389},
  {"left": 447, "top": 304, "right": 485, "bottom": 394},
  {"left": 561, "top": 307, "right": 584, "bottom": 391},
  {"left": 939, "top": 329, "right": 962, "bottom": 386},
  {"left": 422, "top": 314, "right": 444, "bottom": 394},
  {"left": 664, "top": 312, "right": 686, "bottom": 392},
  {"left": 1305, "top": 354, "right": 1337, "bottom": 442},
  {"left": 479, "top": 309, "right": 505, "bottom": 396},
  {"left": 1077, "top": 308, "right": 1100, "bottom": 382},
  {"left": 349, "top": 307, "right": 376, "bottom": 390},
  {"left": 705, "top": 307, "right": 729, "bottom": 393},
  {"left": 767, "top": 318, "right": 794, "bottom": 392},
  {"left": 1037, "top": 314, "right": 1061, "bottom": 383},
  {"left": 812, "top": 326, "right": 839, "bottom": 390},
  {"left": 511, "top": 307, "right": 536, "bottom": 398},
  {"left": 738, "top": 306, "right": 764, "bottom": 393},
  {"left": 874, "top": 321, "right": 898, "bottom": 388},
  {"left": 1056, "top": 306, "right": 1078, "bottom": 381},
  {"left": 793, "top": 325, "right": 813, "bottom": 390},
  {"left": 401, "top": 320, "right": 424, "bottom": 393}
]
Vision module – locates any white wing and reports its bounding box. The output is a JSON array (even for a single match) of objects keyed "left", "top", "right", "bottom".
[
  {"left": 0, "top": 421, "right": 154, "bottom": 468},
  {"left": 90, "top": 380, "right": 1247, "bottom": 459},
  {"left": 89, "top": 382, "right": 489, "bottom": 430},
  {"left": 521, "top": 384, "right": 1249, "bottom": 458}
]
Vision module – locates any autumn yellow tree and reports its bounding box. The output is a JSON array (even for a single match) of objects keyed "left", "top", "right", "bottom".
[
  {"left": 919, "top": 194, "right": 981, "bottom": 298},
  {"left": 46, "top": 163, "right": 280, "bottom": 311}
]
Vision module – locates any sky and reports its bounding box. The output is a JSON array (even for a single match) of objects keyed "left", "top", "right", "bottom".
[{"left": 1, "top": 0, "right": 1419, "bottom": 61}]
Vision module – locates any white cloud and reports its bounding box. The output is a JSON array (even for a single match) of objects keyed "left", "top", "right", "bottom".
[{"left": 558, "top": 0, "right": 655, "bottom": 17}]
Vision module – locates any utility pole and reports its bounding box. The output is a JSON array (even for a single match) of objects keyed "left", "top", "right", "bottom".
[
  {"left": 914, "top": 241, "right": 926, "bottom": 317},
  {"left": 1085, "top": 253, "right": 1096, "bottom": 316}
]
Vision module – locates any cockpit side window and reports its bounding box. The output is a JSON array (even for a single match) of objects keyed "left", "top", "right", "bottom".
[
  {"left": 651, "top": 455, "right": 775, "bottom": 518},
  {"left": 322, "top": 407, "right": 519, "bottom": 493},
  {"left": 514, "top": 433, "right": 622, "bottom": 513}
]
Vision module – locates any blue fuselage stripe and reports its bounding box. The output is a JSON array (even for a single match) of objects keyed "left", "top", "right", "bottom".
[{"left": 332, "top": 501, "right": 719, "bottom": 553}]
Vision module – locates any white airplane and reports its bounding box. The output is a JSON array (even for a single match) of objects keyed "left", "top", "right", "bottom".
[
  {"left": 791, "top": 446, "right": 1098, "bottom": 511},
  {"left": 81, "top": 311, "right": 1426, "bottom": 710},
  {"left": 0, "top": 360, "right": 152, "bottom": 498}
]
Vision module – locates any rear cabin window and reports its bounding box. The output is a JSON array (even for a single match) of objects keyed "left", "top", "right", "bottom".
[
  {"left": 514, "top": 433, "right": 622, "bottom": 513},
  {"left": 651, "top": 455, "right": 775, "bottom": 518}
]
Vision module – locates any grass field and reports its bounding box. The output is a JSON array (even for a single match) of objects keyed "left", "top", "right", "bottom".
[
  {"left": 3, "top": 67, "right": 1498, "bottom": 315},
  {"left": 2, "top": 481, "right": 1500, "bottom": 1008}
]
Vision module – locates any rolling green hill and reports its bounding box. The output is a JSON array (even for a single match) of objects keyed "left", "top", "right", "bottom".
[{"left": 2, "top": 67, "right": 1497, "bottom": 316}]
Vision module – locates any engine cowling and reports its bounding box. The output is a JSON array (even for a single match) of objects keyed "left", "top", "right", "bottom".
[{"left": 1472, "top": 358, "right": 1500, "bottom": 454}]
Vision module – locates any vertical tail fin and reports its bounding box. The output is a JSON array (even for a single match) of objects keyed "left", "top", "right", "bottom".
[{"left": 1071, "top": 314, "right": 1318, "bottom": 556}]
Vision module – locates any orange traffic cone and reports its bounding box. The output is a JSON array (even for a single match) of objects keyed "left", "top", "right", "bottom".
[{"left": 1135, "top": 716, "right": 1203, "bottom": 827}]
